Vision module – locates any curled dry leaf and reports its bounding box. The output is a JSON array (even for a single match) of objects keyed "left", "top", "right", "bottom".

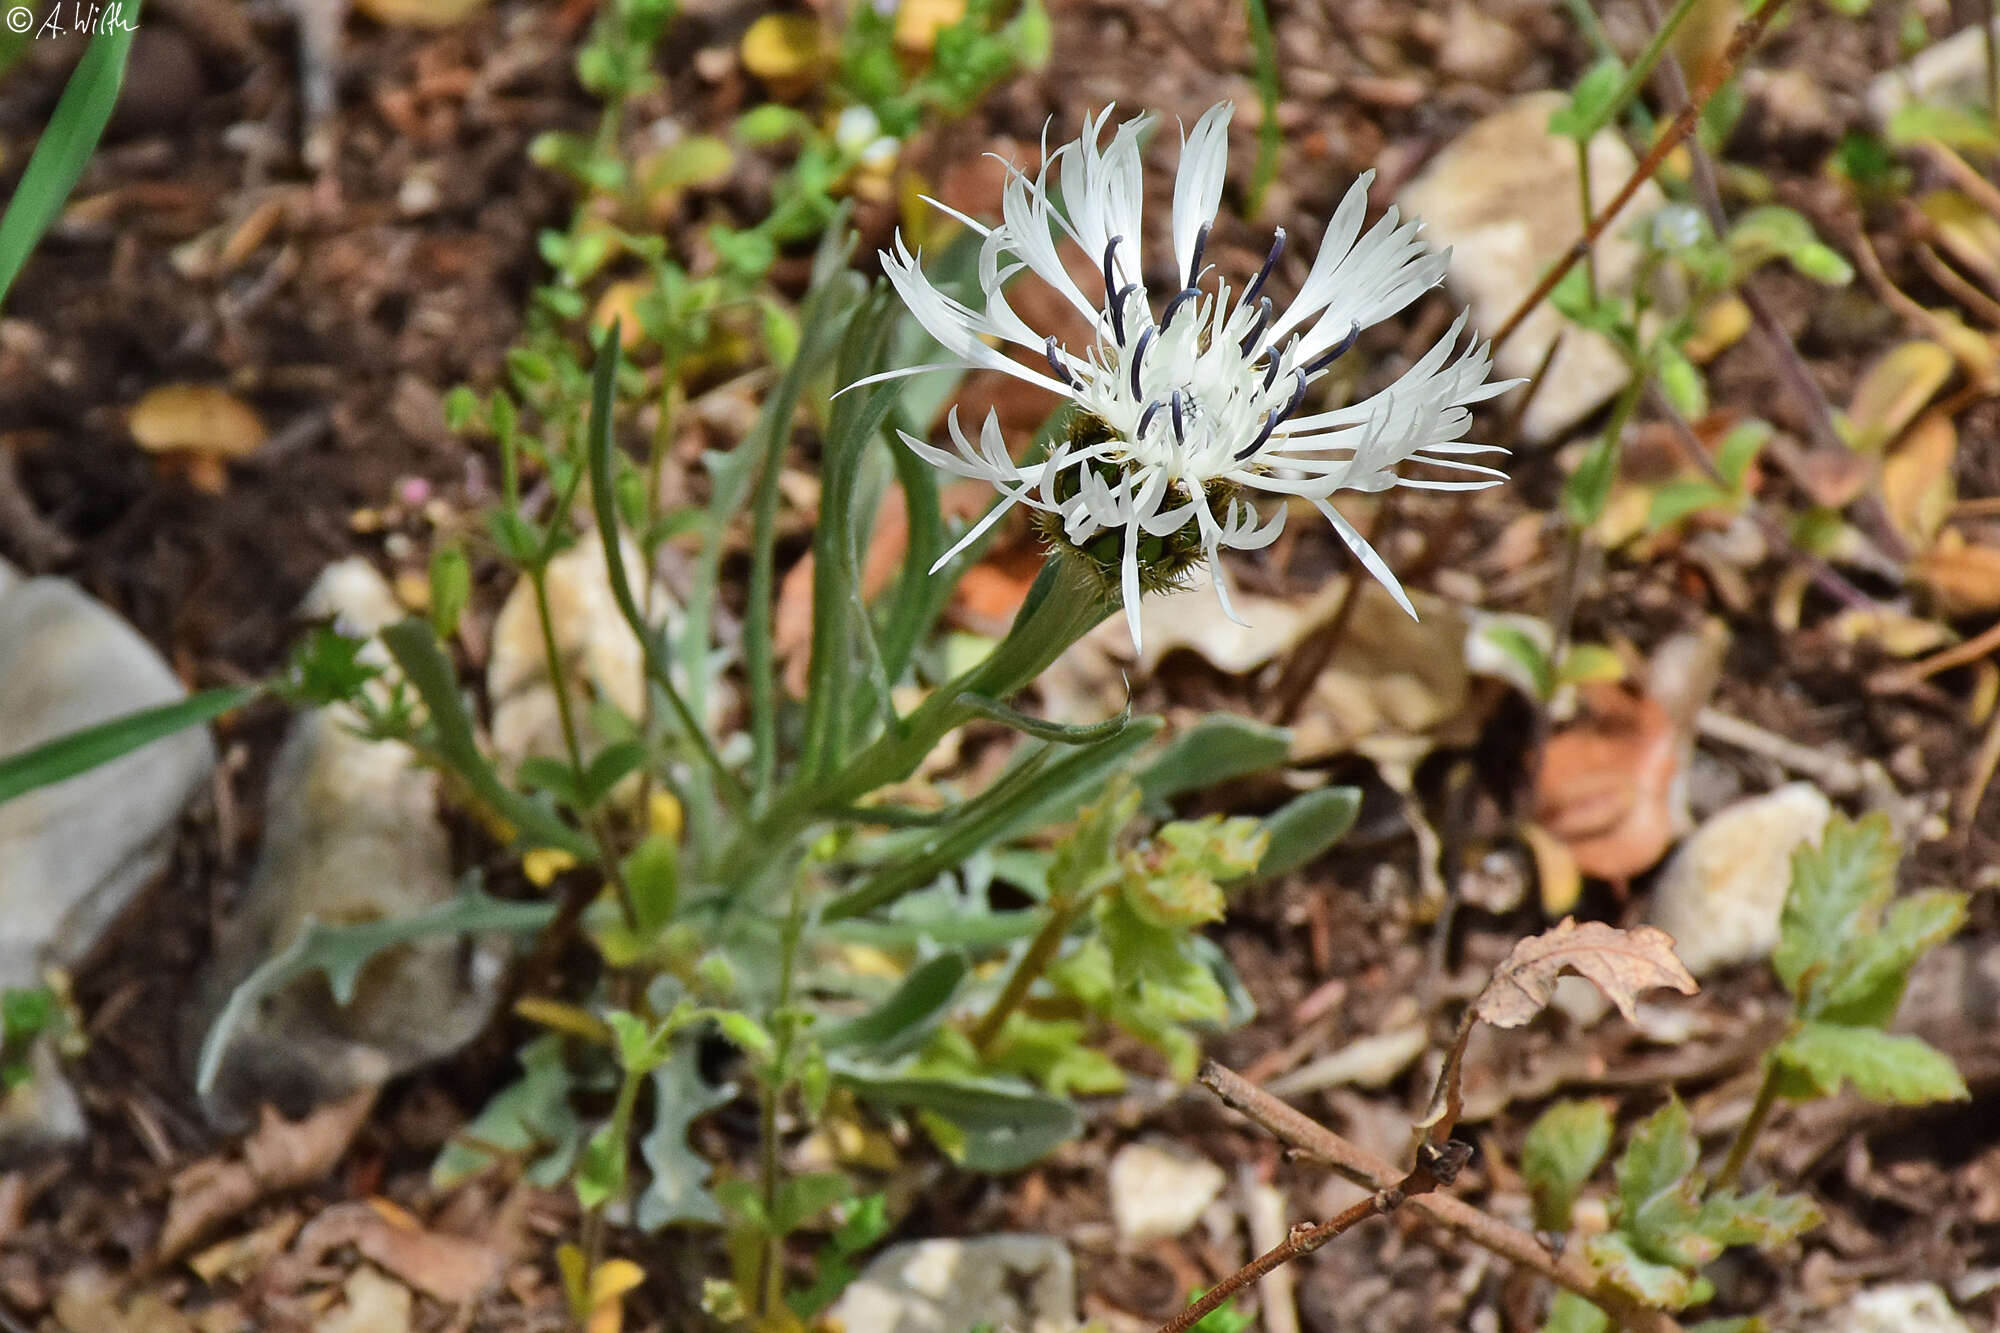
[
  {"left": 1843, "top": 340, "right": 1954, "bottom": 454},
  {"left": 290, "top": 1198, "right": 508, "bottom": 1305},
  {"left": 1532, "top": 681, "right": 1683, "bottom": 883},
  {"left": 1476, "top": 918, "right": 1697, "bottom": 1029},
  {"left": 1880, "top": 411, "right": 1958, "bottom": 549},
  {"left": 128, "top": 384, "right": 267, "bottom": 457},
  {"left": 155, "top": 1085, "right": 377, "bottom": 1264}
]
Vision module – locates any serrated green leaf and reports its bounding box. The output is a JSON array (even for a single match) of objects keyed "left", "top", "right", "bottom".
[
  {"left": 1614, "top": 1099, "right": 1705, "bottom": 1264},
  {"left": 1097, "top": 894, "right": 1228, "bottom": 1025},
  {"left": 1693, "top": 1186, "right": 1820, "bottom": 1251},
  {"left": 1585, "top": 1231, "right": 1704, "bottom": 1309},
  {"left": 637, "top": 1040, "right": 734, "bottom": 1230},
  {"left": 1817, "top": 890, "right": 1967, "bottom": 1028},
  {"left": 1774, "top": 1022, "right": 1969, "bottom": 1105},
  {"left": 1773, "top": 814, "right": 1898, "bottom": 1002},
  {"left": 433, "top": 1034, "right": 583, "bottom": 1189},
  {"left": 1047, "top": 780, "right": 1141, "bottom": 901},
  {"left": 1523, "top": 1099, "right": 1614, "bottom": 1232},
  {"left": 1541, "top": 1290, "right": 1612, "bottom": 1333}
]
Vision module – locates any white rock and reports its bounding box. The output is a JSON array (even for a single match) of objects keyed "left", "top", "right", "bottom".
[
  {"left": 827, "top": 1235, "right": 1075, "bottom": 1333},
  {"left": 1868, "top": 21, "right": 2000, "bottom": 127},
  {"left": 0, "top": 556, "right": 18, "bottom": 599},
  {"left": 488, "top": 536, "right": 656, "bottom": 771},
  {"left": 1108, "top": 1141, "right": 1227, "bottom": 1244},
  {"left": 1399, "top": 93, "right": 1670, "bottom": 444},
  {"left": 1826, "top": 1283, "right": 1973, "bottom": 1333},
  {"left": 0, "top": 576, "right": 215, "bottom": 1157},
  {"left": 1264, "top": 1025, "right": 1430, "bottom": 1099},
  {"left": 191, "top": 562, "right": 506, "bottom": 1129},
  {"left": 1648, "top": 782, "right": 1832, "bottom": 977}
]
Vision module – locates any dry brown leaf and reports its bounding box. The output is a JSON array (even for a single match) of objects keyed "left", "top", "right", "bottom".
[
  {"left": 315, "top": 1264, "right": 414, "bottom": 1333},
  {"left": 291, "top": 1199, "right": 506, "bottom": 1305},
  {"left": 1920, "top": 189, "right": 2000, "bottom": 288},
  {"left": 1844, "top": 340, "right": 1954, "bottom": 454},
  {"left": 128, "top": 384, "right": 267, "bottom": 458},
  {"left": 1475, "top": 917, "right": 1697, "bottom": 1028},
  {"left": 156, "top": 1086, "right": 377, "bottom": 1264},
  {"left": 1913, "top": 536, "right": 2000, "bottom": 617},
  {"left": 1880, "top": 411, "right": 1958, "bottom": 549},
  {"left": 1531, "top": 682, "right": 1681, "bottom": 882}
]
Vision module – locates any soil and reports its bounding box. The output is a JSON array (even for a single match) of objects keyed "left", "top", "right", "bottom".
[{"left": 2, "top": 0, "right": 1999, "bottom": 1329}]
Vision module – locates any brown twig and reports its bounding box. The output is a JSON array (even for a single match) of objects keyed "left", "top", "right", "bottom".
[
  {"left": 1155, "top": 1137, "right": 1473, "bottom": 1333},
  {"left": 1488, "top": 0, "right": 1795, "bottom": 355},
  {"left": 1869, "top": 615, "right": 2000, "bottom": 693},
  {"left": 1197, "top": 1062, "right": 1688, "bottom": 1333}
]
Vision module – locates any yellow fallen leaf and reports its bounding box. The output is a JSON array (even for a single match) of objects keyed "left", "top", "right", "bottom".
[
  {"left": 128, "top": 384, "right": 266, "bottom": 458},
  {"left": 588, "top": 1258, "right": 647, "bottom": 1333},
  {"left": 1521, "top": 822, "right": 1583, "bottom": 916},
  {"left": 1880, "top": 410, "right": 1958, "bottom": 548},
  {"left": 353, "top": 0, "right": 486, "bottom": 29},
  {"left": 1684, "top": 293, "right": 1751, "bottom": 363},
  {"left": 1920, "top": 189, "right": 2000, "bottom": 287},
  {"left": 648, "top": 790, "right": 683, "bottom": 843},
  {"left": 895, "top": 0, "right": 966, "bottom": 52},
  {"left": 741, "top": 14, "right": 826, "bottom": 99},
  {"left": 522, "top": 847, "right": 578, "bottom": 886},
  {"left": 1842, "top": 340, "right": 1954, "bottom": 454},
  {"left": 1913, "top": 535, "right": 2000, "bottom": 616}
]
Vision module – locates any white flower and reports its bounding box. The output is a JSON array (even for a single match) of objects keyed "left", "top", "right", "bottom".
[{"left": 857, "top": 101, "right": 1513, "bottom": 649}]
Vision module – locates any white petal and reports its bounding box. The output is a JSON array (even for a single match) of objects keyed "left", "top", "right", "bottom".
[
  {"left": 1172, "top": 103, "right": 1233, "bottom": 283},
  {"left": 1315, "top": 498, "right": 1415, "bottom": 619}
]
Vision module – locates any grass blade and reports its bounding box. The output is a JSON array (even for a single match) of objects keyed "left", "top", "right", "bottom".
[{"left": 0, "top": 684, "right": 252, "bottom": 805}]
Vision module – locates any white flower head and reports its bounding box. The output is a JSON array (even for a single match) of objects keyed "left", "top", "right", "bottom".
[{"left": 859, "top": 101, "right": 1514, "bottom": 649}]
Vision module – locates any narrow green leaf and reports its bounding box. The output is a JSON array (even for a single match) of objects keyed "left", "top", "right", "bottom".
[
  {"left": 1774, "top": 1022, "right": 1969, "bottom": 1105},
  {"left": 198, "top": 885, "right": 555, "bottom": 1096},
  {"left": 1253, "top": 786, "right": 1361, "bottom": 879},
  {"left": 816, "top": 954, "right": 966, "bottom": 1056},
  {"left": 960, "top": 692, "right": 1132, "bottom": 745},
  {"left": 1522, "top": 1099, "right": 1614, "bottom": 1232},
  {"left": 0, "top": 686, "right": 254, "bottom": 806},
  {"left": 0, "top": 17, "right": 140, "bottom": 311},
  {"left": 380, "top": 619, "right": 593, "bottom": 858},
  {"left": 832, "top": 1063, "right": 1081, "bottom": 1171},
  {"left": 1137, "top": 715, "right": 1292, "bottom": 806}
]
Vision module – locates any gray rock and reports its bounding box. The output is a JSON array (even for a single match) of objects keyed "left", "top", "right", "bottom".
[
  {"left": 1398, "top": 93, "right": 1671, "bottom": 444},
  {"left": 1109, "top": 1141, "right": 1227, "bottom": 1244},
  {"left": 190, "top": 561, "right": 507, "bottom": 1130},
  {"left": 0, "top": 575, "right": 216, "bottom": 1159},
  {"left": 1824, "top": 1283, "right": 1973, "bottom": 1333},
  {"left": 827, "top": 1235, "right": 1076, "bottom": 1333},
  {"left": 1648, "top": 782, "right": 1832, "bottom": 977}
]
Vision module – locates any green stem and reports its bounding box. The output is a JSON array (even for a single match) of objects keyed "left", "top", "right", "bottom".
[
  {"left": 1716, "top": 1058, "right": 1783, "bottom": 1191},
  {"left": 756, "top": 873, "right": 809, "bottom": 1319},
  {"left": 969, "top": 892, "right": 1085, "bottom": 1052},
  {"left": 718, "top": 552, "right": 1117, "bottom": 895},
  {"left": 1575, "top": 138, "right": 1599, "bottom": 300}
]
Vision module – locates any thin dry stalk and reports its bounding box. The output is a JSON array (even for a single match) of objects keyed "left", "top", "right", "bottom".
[
  {"left": 1196, "top": 1062, "right": 1689, "bottom": 1333},
  {"left": 1488, "top": 0, "right": 1795, "bottom": 354}
]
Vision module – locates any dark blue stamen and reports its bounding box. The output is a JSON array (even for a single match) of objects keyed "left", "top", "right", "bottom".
[
  {"left": 1138, "top": 401, "right": 1165, "bottom": 437},
  {"left": 1187, "top": 223, "right": 1211, "bottom": 286},
  {"left": 1044, "top": 337, "right": 1076, "bottom": 388},
  {"left": 1303, "top": 322, "right": 1362, "bottom": 377},
  {"left": 1129, "top": 325, "right": 1156, "bottom": 399},
  {"left": 1241, "top": 227, "right": 1286, "bottom": 307},
  {"left": 1171, "top": 389, "right": 1187, "bottom": 444},
  {"left": 1237, "top": 297, "right": 1273, "bottom": 358},
  {"left": 1108, "top": 283, "right": 1139, "bottom": 345},
  {"left": 1236, "top": 370, "right": 1309, "bottom": 461},
  {"left": 1160, "top": 286, "right": 1202, "bottom": 329}
]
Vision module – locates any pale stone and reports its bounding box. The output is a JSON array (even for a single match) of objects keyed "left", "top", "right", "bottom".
[
  {"left": 1867, "top": 21, "right": 2000, "bottom": 128},
  {"left": 1648, "top": 782, "right": 1833, "bottom": 977},
  {"left": 1264, "top": 1025, "right": 1430, "bottom": 1098},
  {"left": 0, "top": 575, "right": 215, "bottom": 1158},
  {"left": 1398, "top": 92, "right": 1671, "bottom": 444},
  {"left": 191, "top": 562, "right": 506, "bottom": 1129},
  {"left": 1108, "top": 1141, "right": 1227, "bottom": 1244},
  {"left": 1436, "top": 2, "right": 1529, "bottom": 86},
  {"left": 1827, "top": 1283, "right": 1973, "bottom": 1333},
  {"left": 827, "top": 1235, "right": 1075, "bottom": 1333},
  {"left": 488, "top": 535, "right": 655, "bottom": 771}
]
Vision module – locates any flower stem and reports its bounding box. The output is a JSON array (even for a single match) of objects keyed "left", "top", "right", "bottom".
[
  {"left": 1716, "top": 1058, "right": 1783, "bottom": 1192},
  {"left": 719, "top": 552, "right": 1116, "bottom": 895},
  {"left": 970, "top": 892, "right": 1085, "bottom": 1053}
]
